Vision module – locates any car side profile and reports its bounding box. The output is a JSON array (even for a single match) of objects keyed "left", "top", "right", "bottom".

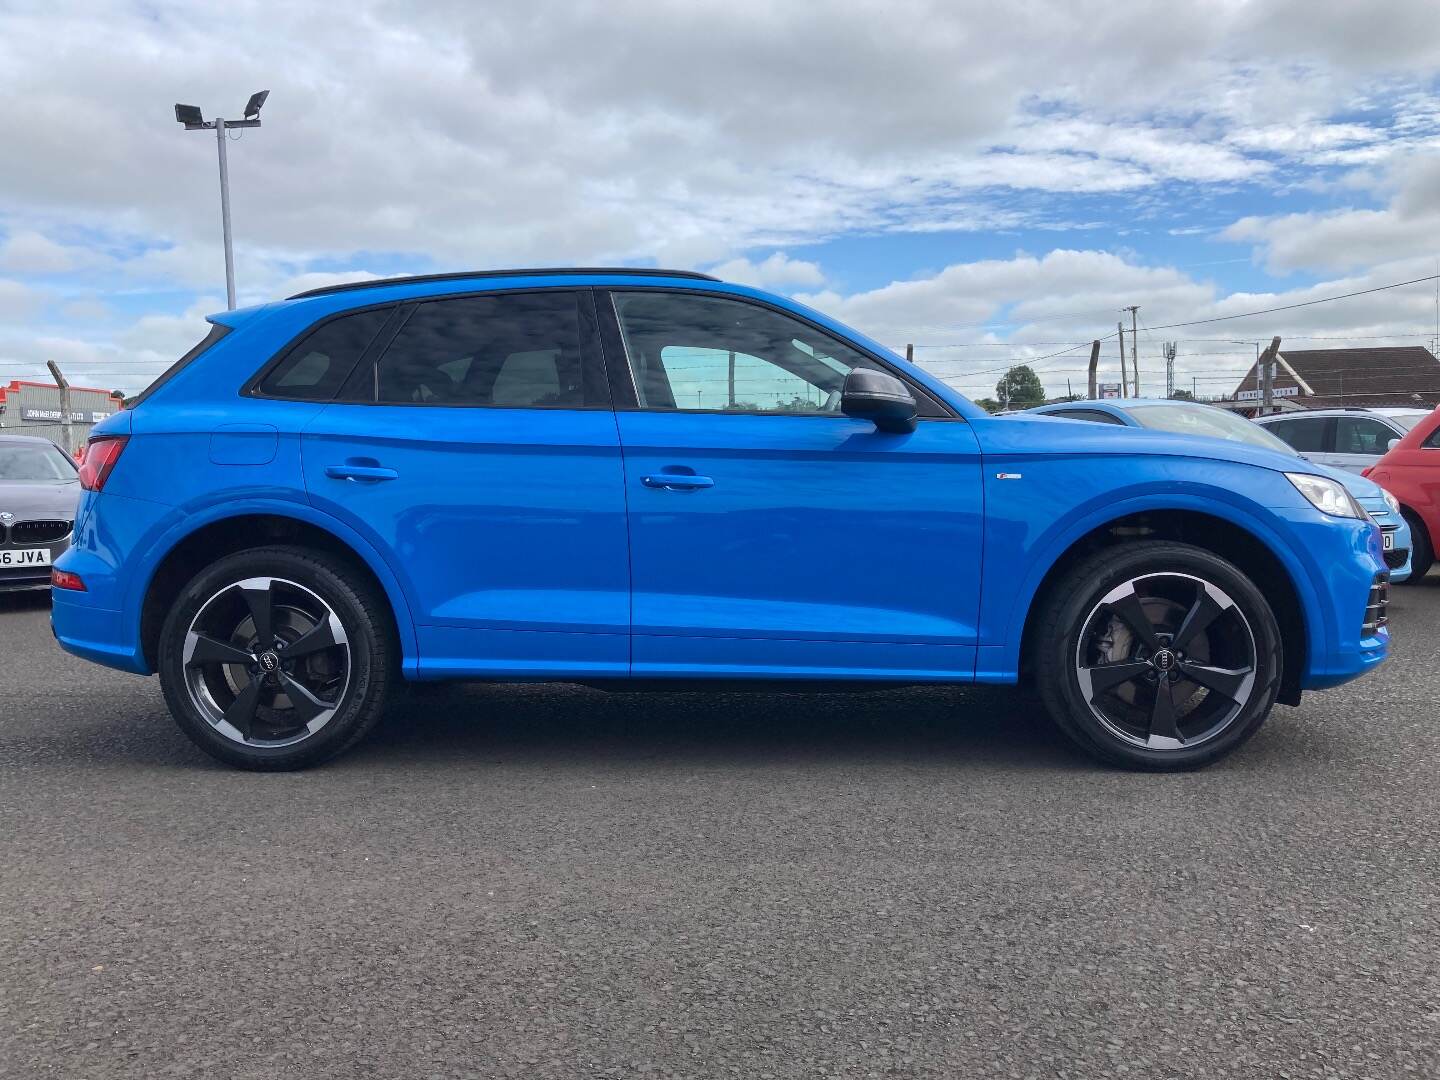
[
  {"left": 1363, "top": 406, "right": 1440, "bottom": 580},
  {"left": 1257, "top": 407, "right": 1429, "bottom": 475},
  {"left": 52, "top": 270, "right": 1390, "bottom": 771},
  {"left": 1025, "top": 399, "right": 1412, "bottom": 582}
]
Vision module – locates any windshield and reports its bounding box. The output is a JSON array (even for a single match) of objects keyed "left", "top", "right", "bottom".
[
  {"left": 0, "top": 442, "right": 78, "bottom": 482},
  {"left": 1385, "top": 411, "right": 1430, "bottom": 432},
  {"left": 1125, "top": 403, "right": 1299, "bottom": 456}
]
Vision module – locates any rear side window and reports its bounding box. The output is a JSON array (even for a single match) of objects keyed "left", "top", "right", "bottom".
[
  {"left": 357, "top": 291, "right": 590, "bottom": 408},
  {"left": 1049, "top": 409, "right": 1126, "bottom": 425},
  {"left": 256, "top": 307, "right": 393, "bottom": 400},
  {"left": 1265, "top": 416, "right": 1330, "bottom": 453},
  {"left": 1423, "top": 424, "right": 1440, "bottom": 449}
]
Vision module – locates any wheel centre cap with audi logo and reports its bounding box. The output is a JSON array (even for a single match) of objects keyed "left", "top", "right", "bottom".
[
  {"left": 1152, "top": 648, "right": 1177, "bottom": 672},
  {"left": 258, "top": 651, "right": 281, "bottom": 673}
]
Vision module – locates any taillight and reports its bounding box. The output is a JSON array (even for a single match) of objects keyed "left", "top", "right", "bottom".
[
  {"left": 1361, "top": 466, "right": 1373, "bottom": 478},
  {"left": 51, "top": 569, "right": 86, "bottom": 591},
  {"left": 78, "top": 436, "right": 128, "bottom": 491}
]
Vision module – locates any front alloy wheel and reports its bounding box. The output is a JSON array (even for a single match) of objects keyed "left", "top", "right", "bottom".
[{"left": 1036, "top": 541, "right": 1281, "bottom": 770}]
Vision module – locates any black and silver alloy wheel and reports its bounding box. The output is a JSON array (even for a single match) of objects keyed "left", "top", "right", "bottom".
[
  {"left": 159, "top": 546, "right": 392, "bottom": 770},
  {"left": 1075, "top": 573, "right": 1256, "bottom": 752},
  {"left": 1035, "top": 540, "right": 1281, "bottom": 771},
  {"left": 182, "top": 576, "right": 351, "bottom": 748}
]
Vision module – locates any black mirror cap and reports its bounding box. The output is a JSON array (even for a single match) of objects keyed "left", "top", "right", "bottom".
[{"left": 841, "top": 368, "right": 918, "bottom": 433}]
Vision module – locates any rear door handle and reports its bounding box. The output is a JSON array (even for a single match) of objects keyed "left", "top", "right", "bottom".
[
  {"left": 325, "top": 464, "right": 399, "bottom": 482},
  {"left": 642, "top": 473, "right": 714, "bottom": 491}
]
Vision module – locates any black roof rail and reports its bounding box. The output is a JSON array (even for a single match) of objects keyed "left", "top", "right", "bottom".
[{"left": 287, "top": 267, "right": 720, "bottom": 300}]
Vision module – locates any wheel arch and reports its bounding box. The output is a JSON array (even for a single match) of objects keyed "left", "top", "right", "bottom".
[
  {"left": 1016, "top": 508, "right": 1313, "bottom": 706},
  {"left": 138, "top": 509, "right": 416, "bottom": 675}
]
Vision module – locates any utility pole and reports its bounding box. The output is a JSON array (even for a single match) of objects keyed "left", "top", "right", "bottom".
[
  {"left": 1117, "top": 321, "right": 1127, "bottom": 398},
  {"left": 1124, "top": 306, "right": 1140, "bottom": 397},
  {"left": 174, "top": 91, "right": 269, "bottom": 310},
  {"left": 1163, "top": 341, "right": 1177, "bottom": 398},
  {"left": 1087, "top": 339, "right": 1100, "bottom": 399},
  {"left": 905, "top": 344, "right": 914, "bottom": 364},
  {"left": 1258, "top": 336, "right": 1282, "bottom": 412},
  {"left": 727, "top": 350, "right": 736, "bottom": 407},
  {"left": 46, "top": 360, "right": 73, "bottom": 455}
]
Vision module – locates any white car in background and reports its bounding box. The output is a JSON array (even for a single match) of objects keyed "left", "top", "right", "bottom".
[{"left": 1256, "top": 408, "right": 1431, "bottom": 475}]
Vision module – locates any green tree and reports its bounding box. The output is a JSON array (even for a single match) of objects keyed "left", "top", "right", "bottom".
[
  {"left": 995, "top": 365, "right": 1046, "bottom": 409},
  {"left": 973, "top": 397, "right": 1002, "bottom": 414},
  {"left": 1169, "top": 389, "right": 1197, "bottom": 401}
]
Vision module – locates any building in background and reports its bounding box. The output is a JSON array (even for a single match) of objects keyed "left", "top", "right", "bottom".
[
  {"left": 1230, "top": 346, "right": 1440, "bottom": 410},
  {"left": 0, "top": 379, "right": 124, "bottom": 453}
]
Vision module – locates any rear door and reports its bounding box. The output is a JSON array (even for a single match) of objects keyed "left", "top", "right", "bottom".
[
  {"left": 298, "top": 289, "right": 630, "bottom": 678},
  {"left": 1260, "top": 415, "right": 1332, "bottom": 465},
  {"left": 600, "top": 288, "right": 985, "bottom": 680}
]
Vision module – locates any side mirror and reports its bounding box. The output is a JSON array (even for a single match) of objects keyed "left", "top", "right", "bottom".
[
  {"left": 1387, "top": 438, "right": 1401, "bottom": 451},
  {"left": 841, "top": 368, "right": 917, "bottom": 433}
]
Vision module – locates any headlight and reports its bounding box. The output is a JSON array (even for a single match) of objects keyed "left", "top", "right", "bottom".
[
  {"left": 1287, "top": 472, "right": 1365, "bottom": 519},
  {"left": 1383, "top": 489, "right": 1402, "bottom": 516}
]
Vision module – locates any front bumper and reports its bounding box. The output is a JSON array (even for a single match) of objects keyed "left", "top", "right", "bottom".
[{"left": 0, "top": 526, "right": 72, "bottom": 592}]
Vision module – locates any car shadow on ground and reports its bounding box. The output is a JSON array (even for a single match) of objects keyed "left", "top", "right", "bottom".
[{"left": 344, "top": 680, "right": 1086, "bottom": 773}]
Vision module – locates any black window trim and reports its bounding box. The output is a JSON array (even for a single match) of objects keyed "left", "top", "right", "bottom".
[
  {"left": 242, "top": 287, "right": 613, "bottom": 412},
  {"left": 242, "top": 299, "right": 401, "bottom": 401},
  {"left": 594, "top": 286, "right": 959, "bottom": 421}
]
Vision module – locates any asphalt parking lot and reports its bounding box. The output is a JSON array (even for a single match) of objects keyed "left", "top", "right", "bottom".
[{"left": 2, "top": 585, "right": 1438, "bottom": 1079}]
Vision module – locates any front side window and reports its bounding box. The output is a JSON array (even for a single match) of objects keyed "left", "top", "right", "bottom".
[
  {"left": 363, "top": 291, "right": 589, "bottom": 408},
  {"left": 1264, "top": 416, "right": 1330, "bottom": 454},
  {"left": 1335, "top": 416, "right": 1396, "bottom": 456},
  {"left": 257, "top": 307, "right": 393, "bottom": 400},
  {"left": 611, "top": 292, "right": 882, "bottom": 414}
]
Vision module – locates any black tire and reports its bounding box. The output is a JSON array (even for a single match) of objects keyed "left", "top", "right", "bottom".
[
  {"left": 1033, "top": 541, "right": 1281, "bottom": 771},
  {"left": 158, "top": 546, "right": 394, "bottom": 770},
  {"left": 1397, "top": 510, "right": 1432, "bottom": 583}
]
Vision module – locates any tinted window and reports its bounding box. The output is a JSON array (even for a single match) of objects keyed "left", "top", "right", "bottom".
[
  {"left": 1050, "top": 409, "right": 1126, "bottom": 425},
  {"left": 611, "top": 292, "right": 881, "bottom": 414},
  {"left": 365, "top": 292, "right": 588, "bottom": 408},
  {"left": 1335, "top": 416, "right": 1397, "bottom": 456},
  {"left": 1423, "top": 425, "right": 1440, "bottom": 449},
  {"left": 258, "top": 307, "right": 392, "bottom": 400},
  {"left": 1264, "top": 416, "right": 1330, "bottom": 454}
]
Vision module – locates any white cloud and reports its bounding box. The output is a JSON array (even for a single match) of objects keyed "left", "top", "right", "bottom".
[{"left": 706, "top": 253, "right": 824, "bottom": 289}]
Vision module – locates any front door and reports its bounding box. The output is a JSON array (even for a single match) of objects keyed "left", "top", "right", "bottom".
[
  {"left": 600, "top": 288, "right": 985, "bottom": 680},
  {"left": 299, "top": 289, "right": 630, "bottom": 678}
]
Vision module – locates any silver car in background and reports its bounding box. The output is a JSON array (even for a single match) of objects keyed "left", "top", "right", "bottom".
[{"left": 0, "top": 435, "right": 80, "bottom": 592}]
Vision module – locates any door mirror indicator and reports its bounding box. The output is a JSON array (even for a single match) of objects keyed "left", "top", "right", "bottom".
[{"left": 840, "top": 369, "right": 918, "bottom": 433}]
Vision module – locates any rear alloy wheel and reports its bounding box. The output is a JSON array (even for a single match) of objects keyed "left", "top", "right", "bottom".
[
  {"left": 159, "top": 547, "right": 392, "bottom": 770},
  {"left": 1036, "top": 542, "right": 1281, "bottom": 770}
]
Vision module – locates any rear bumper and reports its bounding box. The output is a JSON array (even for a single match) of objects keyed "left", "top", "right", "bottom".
[{"left": 51, "top": 591, "right": 150, "bottom": 674}]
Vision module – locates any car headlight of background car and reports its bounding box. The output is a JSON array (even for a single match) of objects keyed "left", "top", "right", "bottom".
[{"left": 1287, "top": 472, "right": 1367, "bottom": 520}]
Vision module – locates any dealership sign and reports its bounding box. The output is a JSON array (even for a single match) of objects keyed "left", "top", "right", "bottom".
[
  {"left": 19, "top": 406, "right": 112, "bottom": 423},
  {"left": 1097, "top": 383, "right": 1122, "bottom": 399},
  {"left": 1234, "top": 386, "right": 1300, "bottom": 401}
]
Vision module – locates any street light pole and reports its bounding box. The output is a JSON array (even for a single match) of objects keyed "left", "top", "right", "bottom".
[
  {"left": 175, "top": 91, "right": 269, "bottom": 310},
  {"left": 214, "top": 118, "right": 236, "bottom": 310}
]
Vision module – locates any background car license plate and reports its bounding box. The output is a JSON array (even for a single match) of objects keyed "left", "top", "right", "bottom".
[
  {"left": 0, "top": 548, "right": 51, "bottom": 567},
  {"left": 1382, "top": 531, "right": 1395, "bottom": 551}
]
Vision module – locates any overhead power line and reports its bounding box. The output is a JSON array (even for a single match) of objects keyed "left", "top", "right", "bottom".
[{"left": 1141, "top": 273, "right": 1440, "bottom": 332}]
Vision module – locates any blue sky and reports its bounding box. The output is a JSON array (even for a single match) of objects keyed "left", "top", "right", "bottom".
[{"left": 2, "top": 1, "right": 1439, "bottom": 401}]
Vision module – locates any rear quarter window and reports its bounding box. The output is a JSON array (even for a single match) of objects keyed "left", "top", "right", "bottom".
[{"left": 255, "top": 306, "right": 394, "bottom": 400}]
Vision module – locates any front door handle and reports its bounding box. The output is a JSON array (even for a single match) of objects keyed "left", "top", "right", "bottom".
[
  {"left": 642, "top": 473, "right": 714, "bottom": 491},
  {"left": 325, "top": 464, "right": 399, "bottom": 482}
]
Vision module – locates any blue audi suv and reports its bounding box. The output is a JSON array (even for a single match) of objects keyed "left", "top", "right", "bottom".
[{"left": 52, "top": 269, "right": 1389, "bottom": 770}]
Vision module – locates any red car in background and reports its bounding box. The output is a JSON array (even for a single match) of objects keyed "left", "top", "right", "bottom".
[{"left": 1365, "top": 407, "right": 1440, "bottom": 580}]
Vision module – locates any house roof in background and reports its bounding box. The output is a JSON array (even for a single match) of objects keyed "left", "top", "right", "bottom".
[{"left": 1232, "top": 346, "right": 1440, "bottom": 408}]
